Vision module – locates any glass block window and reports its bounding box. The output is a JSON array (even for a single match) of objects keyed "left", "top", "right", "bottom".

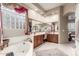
[
  {"left": 2, "top": 7, "right": 26, "bottom": 30},
  {"left": 68, "top": 22, "right": 75, "bottom": 32}
]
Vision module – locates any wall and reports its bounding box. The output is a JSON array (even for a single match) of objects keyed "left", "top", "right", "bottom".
[
  {"left": 75, "top": 4, "right": 79, "bottom": 55},
  {"left": 45, "top": 14, "right": 59, "bottom": 23},
  {"left": 28, "top": 9, "right": 45, "bottom": 22},
  {"left": 63, "top": 3, "right": 76, "bottom": 15},
  {"left": 59, "top": 6, "right": 69, "bottom": 44},
  {"left": 3, "top": 29, "right": 25, "bottom": 38},
  {"left": 32, "top": 20, "right": 41, "bottom": 26},
  {"left": 0, "top": 4, "right": 1, "bottom": 43}
]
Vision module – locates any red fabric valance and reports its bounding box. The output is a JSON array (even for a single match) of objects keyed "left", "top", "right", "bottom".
[{"left": 14, "top": 6, "right": 28, "bottom": 13}]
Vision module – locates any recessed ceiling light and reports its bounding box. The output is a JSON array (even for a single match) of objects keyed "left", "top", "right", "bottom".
[{"left": 35, "top": 8, "right": 38, "bottom": 11}]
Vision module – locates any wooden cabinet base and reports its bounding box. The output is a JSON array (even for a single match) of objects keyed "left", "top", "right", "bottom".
[
  {"left": 34, "top": 34, "right": 58, "bottom": 48},
  {"left": 34, "top": 35, "right": 44, "bottom": 48},
  {"left": 47, "top": 34, "right": 58, "bottom": 43}
]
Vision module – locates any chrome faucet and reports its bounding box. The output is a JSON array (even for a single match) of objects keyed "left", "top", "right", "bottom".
[{"left": 24, "top": 38, "right": 32, "bottom": 43}]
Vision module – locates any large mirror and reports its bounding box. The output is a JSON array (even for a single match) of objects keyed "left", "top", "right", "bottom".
[{"left": 28, "top": 18, "right": 58, "bottom": 33}]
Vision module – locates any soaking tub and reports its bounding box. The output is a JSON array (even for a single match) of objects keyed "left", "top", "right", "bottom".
[{"left": 0, "top": 41, "right": 33, "bottom": 56}]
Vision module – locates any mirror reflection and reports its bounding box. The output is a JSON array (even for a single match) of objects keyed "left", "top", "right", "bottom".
[{"left": 28, "top": 18, "right": 58, "bottom": 33}]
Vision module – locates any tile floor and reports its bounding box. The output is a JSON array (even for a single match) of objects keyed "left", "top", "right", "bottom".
[{"left": 34, "top": 41, "right": 76, "bottom": 56}]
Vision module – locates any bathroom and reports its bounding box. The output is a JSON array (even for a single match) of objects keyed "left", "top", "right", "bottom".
[{"left": 0, "top": 3, "right": 79, "bottom": 56}]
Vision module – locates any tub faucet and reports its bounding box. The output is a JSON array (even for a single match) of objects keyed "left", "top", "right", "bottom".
[{"left": 24, "top": 38, "right": 32, "bottom": 43}]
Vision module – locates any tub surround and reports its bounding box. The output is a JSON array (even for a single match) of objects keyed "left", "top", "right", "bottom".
[
  {"left": 3, "top": 35, "right": 33, "bottom": 46},
  {"left": 0, "top": 42, "right": 33, "bottom": 56},
  {"left": 0, "top": 35, "right": 33, "bottom": 56}
]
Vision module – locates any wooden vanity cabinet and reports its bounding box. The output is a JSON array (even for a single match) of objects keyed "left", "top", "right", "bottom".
[
  {"left": 34, "top": 35, "right": 44, "bottom": 48},
  {"left": 47, "top": 34, "right": 58, "bottom": 43}
]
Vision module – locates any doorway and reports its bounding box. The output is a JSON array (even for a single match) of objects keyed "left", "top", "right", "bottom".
[{"left": 64, "top": 12, "right": 75, "bottom": 48}]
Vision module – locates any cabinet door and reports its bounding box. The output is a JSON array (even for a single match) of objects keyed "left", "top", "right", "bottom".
[
  {"left": 37, "top": 36, "right": 41, "bottom": 46},
  {"left": 34, "top": 35, "right": 44, "bottom": 48},
  {"left": 47, "top": 34, "right": 50, "bottom": 42},
  {"left": 38, "top": 35, "right": 43, "bottom": 45},
  {"left": 47, "top": 34, "right": 58, "bottom": 43},
  {"left": 47, "top": 34, "right": 53, "bottom": 42},
  {"left": 53, "top": 34, "right": 58, "bottom": 43},
  {"left": 34, "top": 36, "right": 38, "bottom": 48}
]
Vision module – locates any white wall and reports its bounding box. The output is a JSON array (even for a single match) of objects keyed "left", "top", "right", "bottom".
[
  {"left": 32, "top": 20, "right": 41, "bottom": 26},
  {"left": 58, "top": 6, "right": 69, "bottom": 44},
  {"left": 63, "top": 3, "right": 76, "bottom": 15},
  {"left": 3, "top": 29, "right": 25, "bottom": 38},
  {"left": 28, "top": 9, "right": 45, "bottom": 22},
  {"left": 45, "top": 14, "right": 59, "bottom": 23},
  {"left": 75, "top": 4, "right": 79, "bottom": 55}
]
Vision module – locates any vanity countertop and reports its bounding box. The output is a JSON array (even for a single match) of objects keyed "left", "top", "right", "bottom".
[
  {"left": 32, "top": 32, "right": 45, "bottom": 36},
  {"left": 32, "top": 32, "right": 59, "bottom": 36},
  {"left": 49, "top": 32, "right": 59, "bottom": 34}
]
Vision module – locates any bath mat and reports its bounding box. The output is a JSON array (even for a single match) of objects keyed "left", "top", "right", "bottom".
[{"left": 35, "top": 48, "right": 68, "bottom": 56}]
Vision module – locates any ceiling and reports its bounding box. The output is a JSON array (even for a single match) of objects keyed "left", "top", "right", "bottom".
[
  {"left": 32, "top": 3, "right": 64, "bottom": 11},
  {"left": 32, "top": 3, "right": 64, "bottom": 16},
  {"left": 38, "top": 3, "right": 64, "bottom": 11}
]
